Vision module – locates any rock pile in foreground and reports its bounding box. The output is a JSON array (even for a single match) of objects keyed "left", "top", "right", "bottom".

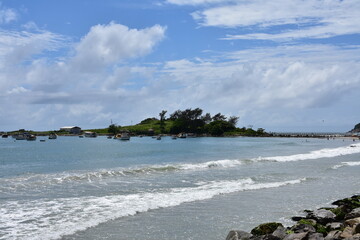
[{"left": 226, "top": 195, "right": 360, "bottom": 240}]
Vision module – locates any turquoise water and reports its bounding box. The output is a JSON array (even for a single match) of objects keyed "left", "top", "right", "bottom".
[{"left": 0, "top": 136, "right": 359, "bottom": 239}]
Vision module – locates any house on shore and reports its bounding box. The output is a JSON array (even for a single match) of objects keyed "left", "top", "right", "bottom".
[{"left": 60, "top": 126, "right": 82, "bottom": 134}]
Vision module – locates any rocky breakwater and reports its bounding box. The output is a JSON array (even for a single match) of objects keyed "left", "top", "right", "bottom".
[{"left": 226, "top": 195, "right": 360, "bottom": 240}]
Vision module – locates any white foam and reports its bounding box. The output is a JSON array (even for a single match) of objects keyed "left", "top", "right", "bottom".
[
  {"left": 257, "top": 143, "right": 360, "bottom": 162},
  {"left": 0, "top": 178, "right": 306, "bottom": 240},
  {"left": 332, "top": 161, "right": 360, "bottom": 169}
]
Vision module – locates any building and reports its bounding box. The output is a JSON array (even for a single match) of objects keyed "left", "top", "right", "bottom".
[{"left": 60, "top": 126, "right": 82, "bottom": 134}]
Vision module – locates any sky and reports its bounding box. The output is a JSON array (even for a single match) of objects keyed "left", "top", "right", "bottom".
[{"left": 0, "top": 0, "right": 359, "bottom": 132}]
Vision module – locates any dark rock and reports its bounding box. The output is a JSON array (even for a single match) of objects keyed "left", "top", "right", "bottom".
[
  {"left": 329, "top": 206, "right": 347, "bottom": 220},
  {"left": 308, "top": 233, "right": 325, "bottom": 240},
  {"left": 283, "top": 232, "right": 308, "bottom": 240},
  {"left": 292, "top": 216, "right": 304, "bottom": 221},
  {"left": 306, "top": 209, "right": 336, "bottom": 224},
  {"left": 346, "top": 208, "right": 360, "bottom": 220},
  {"left": 251, "top": 223, "right": 283, "bottom": 236},
  {"left": 355, "top": 223, "right": 360, "bottom": 234},
  {"left": 291, "top": 224, "right": 316, "bottom": 233},
  {"left": 332, "top": 196, "right": 360, "bottom": 211},
  {"left": 226, "top": 230, "right": 252, "bottom": 240},
  {"left": 272, "top": 226, "right": 287, "bottom": 239}
]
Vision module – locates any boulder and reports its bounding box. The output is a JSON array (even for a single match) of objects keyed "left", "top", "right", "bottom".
[
  {"left": 251, "top": 223, "right": 283, "bottom": 236},
  {"left": 325, "top": 222, "right": 343, "bottom": 231},
  {"left": 308, "top": 233, "right": 324, "bottom": 240},
  {"left": 346, "top": 208, "right": 360, "bottom": 220},
  {"left": 345, "top": 217, "right": 360, "bottom": 227},
  {"left": 272, "top": 226, "right": 287, "bottom": 239},
  {"left": 283, "top": 232, "right": 308, "bottom": 240},
  {"left": 355, "top": 223, "right": 360, "bottom": 234},
  {"left": 324, "top": 230, "right": 341, "bottom": 240},
  {"left": 226, "top": 230, "right": 252, "bottom": 240},
  {"left": 306, "top": 209, "right": 336, "bottom": 224},
  {"left": 291, "top": 224, "right": 316, "bottom": 233},
  {"left": 340, "top": 226, "right": 354, "bottom": 239}
]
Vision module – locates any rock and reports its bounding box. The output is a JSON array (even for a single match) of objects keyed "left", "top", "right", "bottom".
[
  {"left": 355, "top": 223, "right": 360, "bottom": 234},
  {"left": 307, "top": 209, "right": 336, "bottom": 224},
  {"left": 226, "top": 230, "right": 252, "bottom": 240},
  {"left": 349, "top": 234, "right": 360, "bottom": 240},
  {"left": 291, "top": 224, "right": 316, "bottom": 233},
  {"left": 329, "top": 206, "right": 347, "bottom": 220},
  {"left": 272, "top": 226, "right": 287, "bottom": 239},
  {"left": 325, "top": 222, "right": 343, "bottom": 231},
  {"left": 324, "top": 230, "right": 341, "bottom": 240},
  {"left": 283, "top": 232, "right": 308, "bottom": 240},
  {"left": 340, "top": 226, "right": 354, "bottom": 239},
  {"left": 251, "top": 223, "right": 283, "bottom": 236},
  {"left": 292, "top": 216, "right": 304, "bottom": 221},
  {"left": 332, "top": 196, "right": 360, "bottom": 211},
  {"left": 345, "top": 217, "right": 360, "bottom": 227},
  {"left": 308, "top": 233, "right": 324, "bottom": 240},
  {"left": 346, "top": 208, "right": 360, "bottom": 220}
]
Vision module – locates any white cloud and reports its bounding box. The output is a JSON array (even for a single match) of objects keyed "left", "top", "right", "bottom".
[
  {"left": 72, "top": 22, "right": 166, "bottom": 72},
  {"left": 165, "top": 0, "right": 229, "bottom": 5},
  {"left": 190, "top": 0, "right": 360, "bottom": 40},
  {"left": 0, "top": 4, "right": 17, "bottom": 24}
]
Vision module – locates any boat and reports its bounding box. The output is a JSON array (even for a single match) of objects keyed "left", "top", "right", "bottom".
[
  {"left": 1, "top": 133, "right": 8, "bottom": 138},
  {"left": 171, "top": 135, "right": 177, "bottom": 140},
  {"left": 15, "top": 134, "right": 27, "bottom": 140},
  {"left": 48, "top": 133, "right": 57, "bottom": 139},
  {"left": 156, "top": 135, "right": 161, "bottom": 140},
  {"left": 79, "top": 135, "right": 84, "bottom": 138},
  {"left": 119, "top": 132, "right": 130, "bottom": 141},
  {"left": 177, "top": 133, "right": 187, "bottom": 138},
  {"left": 26, "top": 134, "right": 37, "bottom": 141},
  {"left": 84, "top": 131, "right": 97, "bottom": 138},
  {"left": 107, "top": 135, "right": 113, "bottom": 139},
  {"left": 40, "top": 139, "right": 46, "bottom": 142}
]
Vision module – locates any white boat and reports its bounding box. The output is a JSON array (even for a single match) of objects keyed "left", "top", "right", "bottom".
[
  {"left": 120, "top": 132, "right": 130, "bottom": 140},
  {"left": 26, "top": 134, "right": 37, "bottom": 141},
  {"left": 177, "top": 133, "right": 187, "bottom": 138},
  {"left": 48, "top": 133, "right": 57, "bottom": 139},
  {"left": 84, "top": 131, "right": 97, "bottom": 138}
]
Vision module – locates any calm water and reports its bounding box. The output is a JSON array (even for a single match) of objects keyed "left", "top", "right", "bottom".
[{"left": 0, "top": 136, "right": 359, "bottom": 240}]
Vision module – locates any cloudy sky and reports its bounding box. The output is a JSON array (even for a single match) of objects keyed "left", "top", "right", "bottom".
[{"left": 0, "top": 0, "right": 359, "bottom": 132}]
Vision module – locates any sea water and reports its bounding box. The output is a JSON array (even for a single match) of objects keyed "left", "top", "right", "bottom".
[{"left": 0, "top": 136, "right": 359, "bottom": 240}]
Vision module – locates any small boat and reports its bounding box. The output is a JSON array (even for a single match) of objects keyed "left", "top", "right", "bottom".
[
  {"left": 15, "top": 134, "right": 26, "bottom": 140},
  {"left": 107, "top": 135, "right": 113, "bottom": 139},
  {"left": 119, "top": 132, "right": 130, "bottom": 141},
  {"left": 177, "top": 133, "right": 187, "bottom": 138},
  {"left": 48, "top": 133, "right": 57, "bottom": 139},
  {"left": 2, "top": 134, "right": 8, "bottom": 138},
  {"left": 79, "top": 135, "right": 84, "bottom": 138},
  {"left": 156, "top": 135, "right": 161, "bottom": 140},
  {"left": 40, "top": 139, "right": 46, "bottom": 142},
  {"left": 26, "top": 134, "right": 37, "bottom": 141},
  {"left": 171, "top": 135, "right": 177, "bottom": 140},
  {"left": 84, "top": 131, "right": 97, "bottom": 138}
]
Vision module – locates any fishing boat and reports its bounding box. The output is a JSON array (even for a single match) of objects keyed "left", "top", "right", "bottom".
[
  {"left": 84, "top": 132, "right": 97, "bottom": 138},
  {"left": 48, "top": 133, "right": 57, "bottom": 139}
]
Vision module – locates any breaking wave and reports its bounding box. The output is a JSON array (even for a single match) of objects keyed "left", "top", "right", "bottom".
[
  {"left": 332, "top": 161, "right": 360, "bottom": 169},
  {"left": 257, "top": 143, "right": 360, "bottom": 162},
  {"left": 0, "top": 177, "right": 306, "bottom": 240}
]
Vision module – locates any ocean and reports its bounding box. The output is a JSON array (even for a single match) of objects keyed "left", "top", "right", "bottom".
[{"left": 0, "top": 136, "right": 359, "bottom": 240}]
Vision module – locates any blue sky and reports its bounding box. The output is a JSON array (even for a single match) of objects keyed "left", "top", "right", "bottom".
[{"left": 0, "top": 0, "right": 359, "bottom": 132}]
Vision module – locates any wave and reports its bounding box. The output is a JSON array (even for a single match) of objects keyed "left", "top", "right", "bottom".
[
  {"left": 0, "top": 177, "right": 306, "bottom": 240},
  {"left": 332, "top": 161, "right": 360, "bottom": 169},
  {"left": 257, "top": 143, "right": 360, "bottom": 162},
  {"left": 0, "top": 159, "right": 245, "bottom": 192}
]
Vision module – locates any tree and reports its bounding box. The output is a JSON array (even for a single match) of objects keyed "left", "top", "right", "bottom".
[
  {"left": 108, "top": 124, "right": 120, "bottom": 135},
  {"left": 201, "top": 113, "right": 212, "bottom": 124},
  {"left": 228, "top": 116, "right": 239, "bottom": 127},
  {"left": 212, "top": 113, "right": 226, "bottom": 121},
  {"left": 159, "top": 110, "right": 167, "bottom": 133}
]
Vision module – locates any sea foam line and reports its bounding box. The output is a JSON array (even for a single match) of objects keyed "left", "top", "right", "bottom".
[
  {"left": 0, "top": 178, "right": 306, "bottom": 240},
  {"left": 332, "top": 161, "right": 360, "bottom": 169},
  {"left": 257, "top": 143, "right": 360, "bottom": 162},
  {"left": 0, "top": 159, "right": 244, "bottom": 191}
]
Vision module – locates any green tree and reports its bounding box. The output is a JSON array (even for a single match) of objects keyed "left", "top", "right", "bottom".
[
  {"left": 108, "top": 124, "right": 120, "bottom": 135},
  {"left": 159, "top": 110, "right": 167, "bottom": 133}
]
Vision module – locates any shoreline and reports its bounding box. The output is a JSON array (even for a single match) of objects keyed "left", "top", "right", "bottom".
[{"left": 226, "top": 195, "right": 360, "bottom": 240}]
